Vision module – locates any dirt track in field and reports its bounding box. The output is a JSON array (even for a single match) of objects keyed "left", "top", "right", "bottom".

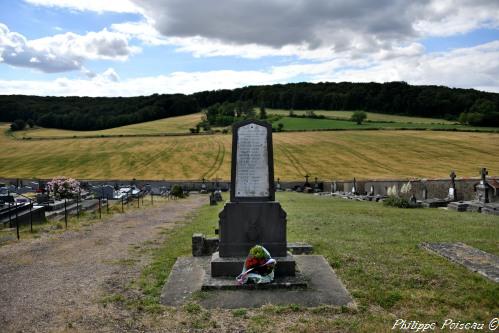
[{"left": 0, "top": 195, "right": 205, "bottom": 333}]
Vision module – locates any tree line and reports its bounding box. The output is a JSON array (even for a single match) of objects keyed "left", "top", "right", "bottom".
[
  {"left": 0, "top": 94, "right": 199, "bottom": 131},
  {"left": 1, "top": 81, "right": 498, "bottom": 131},
  {"left": 193, "top": 81, "right": 499, "bottom": 126}
]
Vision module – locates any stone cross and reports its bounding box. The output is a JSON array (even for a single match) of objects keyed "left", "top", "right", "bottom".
[
  {"left": 480, "top": 167, "right": 488, "bottom": 184},
  {"left": 304, "top": 174, "right": 310, "bottom": 187},
  {"left": 449, "top": 171, "right": 456, "bottom": 187}
]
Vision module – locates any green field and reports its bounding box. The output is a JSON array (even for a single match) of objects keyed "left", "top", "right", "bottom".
[
  {"left": 10, "top": 113, "right": 204, "bottom": 139},
  {"left": 2, "top": 123, "right": 499, "bottom": 180},
  {"left": 270, "top": 116, "right": 497, "bottom": 132},
  {"left": 267, "top": 109, "right": 456, "bottom": 124},
  {"left": 135, "top": 192, "right": 498, "bottom": 331}
]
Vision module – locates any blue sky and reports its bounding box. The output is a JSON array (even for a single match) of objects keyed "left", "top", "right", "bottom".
[{"left": 1, "top": 0, "right": 499, "bottom": 96}]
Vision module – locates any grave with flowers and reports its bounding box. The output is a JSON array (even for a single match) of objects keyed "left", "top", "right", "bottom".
[{"left": 160, "top": 120, "right": 353, "bottom": 308}]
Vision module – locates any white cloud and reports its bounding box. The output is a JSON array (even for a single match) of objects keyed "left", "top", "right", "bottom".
[
  {"left": 24, "top": 0, "right": 141, "bottom": 13},
  {"left": 30, "top": 28, "right": 140, "bottom": 61},
  {"left": 1, "top": 41, "right": 499, "bottom": 96},
  {"left": 0, "top": 23, "right": 140, "bottom": 73}
]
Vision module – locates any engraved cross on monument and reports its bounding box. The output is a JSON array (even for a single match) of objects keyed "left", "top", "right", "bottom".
[{"left": 211, "top": 120, "right": 295, "bottom": 277}]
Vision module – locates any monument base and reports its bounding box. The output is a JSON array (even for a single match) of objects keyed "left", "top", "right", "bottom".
[
  {"left": 160, "top": 255, "right": 354, "bottom": 309},
  {"left": 210, "top": 251, "right": 296, "bottom": 277}
]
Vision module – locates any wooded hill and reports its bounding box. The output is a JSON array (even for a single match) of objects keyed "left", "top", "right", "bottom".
[{"left": 1, "top": 81, "right": 498, "bottom": 131}]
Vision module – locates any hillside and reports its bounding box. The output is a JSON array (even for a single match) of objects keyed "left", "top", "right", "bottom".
[
  {"left": 10, "top": 114, "right": 203, "bottom": 138},
  {"left": 1, "top": 123, "right": 498, "bottom": 180},
  {"left": 2, "top": 81, "right": 499, "bottom": 132}
]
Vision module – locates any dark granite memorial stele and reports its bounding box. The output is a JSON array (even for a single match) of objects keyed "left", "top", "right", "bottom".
[{"left": 211, "top": 120, "right": 295, "bottom": 277}]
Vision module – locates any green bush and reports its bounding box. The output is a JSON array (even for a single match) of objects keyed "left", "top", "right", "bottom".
[
  {"left": 170, "top": 185, "right": 185, "bottom": 198},
  {"left": 383, "top": 196, "right": 414, "bottom": 208}
]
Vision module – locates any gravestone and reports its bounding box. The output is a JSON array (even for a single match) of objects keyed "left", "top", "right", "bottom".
[
  {"left": 449, "top": 171, "right": 457, "bottom": 201},
  {"left": 369, "top": 185, "right": 375, "bottom": 196},
  {"left": 276, "top": 178, "right": 282, "bottom": 191},
  {"left": 94, "top": 185, "right": 114, "bottom": 199},
  {"left": 201, "top": 178, "right": 208, "bottom": 194},
  {"left": 331, "top": 181, "right": 337, "bottom": 193},
  {"left": 211, "top": 120, "right": 295, "bottom": 277},
  {"left": 313, "top": 177, "right": 320, "bottom": 193},
  {"left": 476, "top": 167, "right": 490, "bottom": 204}
]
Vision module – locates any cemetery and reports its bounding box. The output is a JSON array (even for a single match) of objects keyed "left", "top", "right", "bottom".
[
  {"left": 0, "top": 118, "right": 497, "bottom": 331},
  {"left": 2, "top": 0, "right": 499, "bottom": 330}
]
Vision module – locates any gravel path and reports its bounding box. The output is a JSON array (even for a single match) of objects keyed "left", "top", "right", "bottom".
[{"left": 0, "top": 195, "right": 206, "bottom": 333}]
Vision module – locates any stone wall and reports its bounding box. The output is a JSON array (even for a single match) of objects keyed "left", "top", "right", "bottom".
[{"left": 1, "top": 177, "right": 497, "bottom": 201}]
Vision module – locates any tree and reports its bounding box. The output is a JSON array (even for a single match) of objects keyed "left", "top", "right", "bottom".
[
  {"left": 259, "top": 105, "right": 267, "bottom": 119},
  {"left": 10, "top": 119, "right": 26, "bottom": 131},
  {"left": 470, "top": 99, "right": 496, "bottom": 115},
  {"left": 277, "top": 123, "right": 284, "bottom": 132},
  {"left": 350, "top": 111, "right": 367, "bottom": 125}
]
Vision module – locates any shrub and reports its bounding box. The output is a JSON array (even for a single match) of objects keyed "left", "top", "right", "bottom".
[
  {"left": 351, "top": 111, "right": 367, "bottom": 125},
  {"left": 170, "top": 185, "right": 185, "bottom": 198},
  {"left": 10, "top": 119, "right": 26, "bottom": 131},
  {"left": 383, "top": 196, "right": 413, "bottom": 208}
]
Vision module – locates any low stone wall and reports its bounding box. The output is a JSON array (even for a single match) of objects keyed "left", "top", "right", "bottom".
[
  {"left": 336, "top": 178, "right": 491, "bottom": 201},
  {"left": 1, "top": 176, "right": 497, "bottom": 201}
]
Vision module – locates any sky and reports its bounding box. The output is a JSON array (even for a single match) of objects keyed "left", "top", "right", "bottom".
[{"left": 0, "top": 0, "right": 499, "bottom": 96}]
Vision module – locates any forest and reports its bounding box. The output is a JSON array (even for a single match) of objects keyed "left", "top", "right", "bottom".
[
  {"left": 0, "top": 94, "right": 200, "bottom": 131},
  {"left": 1, "top": 81, "right": 498, "bottom": 131}
]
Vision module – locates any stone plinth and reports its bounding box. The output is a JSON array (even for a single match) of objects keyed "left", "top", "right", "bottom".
[
  {"left": 210, "top": 251, "right": 296, "bottom": 277},
  {"left": 218, "top": 201, "right": 287, "bottom": 258}
]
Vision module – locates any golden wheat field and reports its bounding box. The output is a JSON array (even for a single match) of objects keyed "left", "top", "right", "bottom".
[
  {"left": 1, "top": 123, "right": 498, "bottom": 180},
  {"left": 11, "top": 113, "right": 204, "bottom": 139}
]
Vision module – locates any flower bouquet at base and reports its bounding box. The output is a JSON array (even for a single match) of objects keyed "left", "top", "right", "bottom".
[{"left": 236, "top": 245, "right": 276, "bottom": 285}]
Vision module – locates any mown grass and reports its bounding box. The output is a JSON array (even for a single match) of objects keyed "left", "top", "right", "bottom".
[
  {"left": 267, "top": 109, "right": 456, "bottom": 124},
  {"left": 271, "top": 116, "right": 496, "bottom": 132},
  {"left": 2, "top": 124, "right": 499, "bottom": 180},
  {"left": 133, "top": 192, "right": 498, "bottom": 332},
  {"left": 10, "top": 113, "right": 203, "bottom": 139}
]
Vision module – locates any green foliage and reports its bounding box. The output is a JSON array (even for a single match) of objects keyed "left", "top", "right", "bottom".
[
  {"left": 202, "top": 101, "right": 256, "bottom": 127},
  {"left": 193, "top": 81, "right": 499, "bottom": 126},
  {"left": 458, "top": 99, "right": 499, "bottom": 126},
  {"left": 351, "top": 111, "right": 367, "bottom": 125},
  {"left": 232, "top": 308, "right": 247, "bottom": 317},
  {"left": 249, "top": 245, "right": 267, "bottom": 259},
  {"left": 259, "top": 105, "right": 267, "bottom": 119},
  {"left": 170, "top": 185, "right": 185, "bottom": 198},
  {"left": 383, "top": 196, "right": 414, "bottom": 208},
  {"left": 0, "top": 94, "right": 200, "bottom": 131},
  {"left": 277, "top": 123, "right": 284, "bottom": 131},
  {"left": 10, "top": 119, "right": 26, "bottom": 131},
  {"left": 3, "top": 82, "right": 499, "bottom": 131}
]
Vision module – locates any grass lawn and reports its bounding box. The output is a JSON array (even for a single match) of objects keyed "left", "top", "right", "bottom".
[
  {"left": 2, "top": 124, "right": 499, "bottom": 180},
  {"left": 271, "top": 116, "right": 497, "bottom": 132},
  {"left": 267, "top": 109, "right": 456, "bottom": 124},
  {"left": 134, "top": 192, "right": 498, "bottom": 332}
]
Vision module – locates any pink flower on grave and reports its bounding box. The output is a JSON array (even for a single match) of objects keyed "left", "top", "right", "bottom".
[{"left": 47, "top": 176, "right": 80, "bottom": 199}]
